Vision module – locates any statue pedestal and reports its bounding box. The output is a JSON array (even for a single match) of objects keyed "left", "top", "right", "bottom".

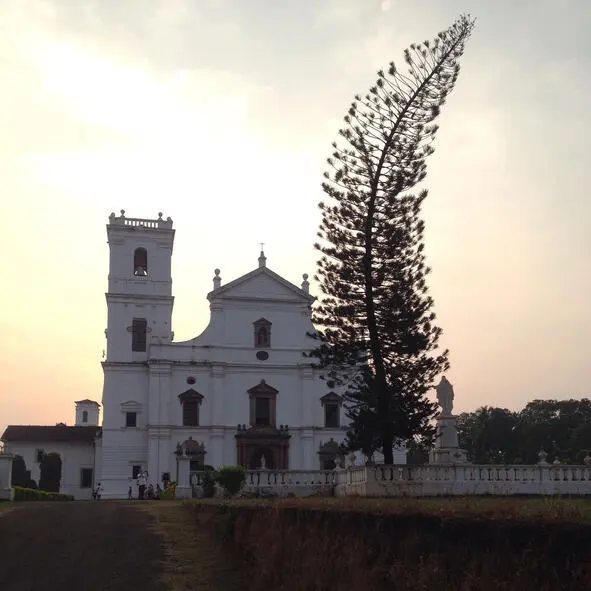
[
  {"left": 175, "top": 456, "right": 192, "bottom": 499},
  {"left": 429, "top": 414, "right": 468, "bottom": 465}
]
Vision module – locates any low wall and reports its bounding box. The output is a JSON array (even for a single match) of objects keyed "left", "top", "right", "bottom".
[
  {"left": 188, "top": 464, "right": 591, "bottom": 498},
  {"left": 335, "top": 464, "right": 591, "bottom": 497}
]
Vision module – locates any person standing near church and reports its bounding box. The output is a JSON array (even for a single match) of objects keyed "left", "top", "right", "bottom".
[{"left": 137, "top": 470, "right": 147, "bottom": 500}]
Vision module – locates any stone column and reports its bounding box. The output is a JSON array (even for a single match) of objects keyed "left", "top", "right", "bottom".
[
  {"left": 176, "top": 455, "right": 191, "bottom": 499},
  {"left": 0, "top": 453, "right": 14, "bottom": 501}
]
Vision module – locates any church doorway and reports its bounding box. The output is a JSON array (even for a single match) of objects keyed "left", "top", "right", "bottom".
[
  {"left": 248, "top": 447, "right": 276, "bottom": 470},
  {"left": 235, "top": 425, "right": 290, "bottom": 470}
]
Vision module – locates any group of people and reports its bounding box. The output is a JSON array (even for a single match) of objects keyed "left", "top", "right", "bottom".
[
  {"left": 91, "top": 470, "right": 166, "bottom": 500},
  {"left": 128, "top": 469, "right": 163, "bottom": 500}
]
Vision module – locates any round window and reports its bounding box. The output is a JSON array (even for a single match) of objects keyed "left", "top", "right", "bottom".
[{"left": 256, "top": 351, "right": 269, "bottom": 361}]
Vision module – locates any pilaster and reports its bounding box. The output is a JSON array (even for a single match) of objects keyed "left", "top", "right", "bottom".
[
  {"left": 211, "top": 364, "right": 226, "bottom": 425},
  {"left": 300, "top": 429, "right": 315, "bottom": 470}
]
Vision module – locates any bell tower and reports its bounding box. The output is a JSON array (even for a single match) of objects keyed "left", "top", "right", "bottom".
[{"left": 104, "top": 210, "right": 175, "bottom": 362}]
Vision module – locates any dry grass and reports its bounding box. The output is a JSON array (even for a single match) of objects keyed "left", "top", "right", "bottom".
[
  {"left": 140, "top": 501, "right": 246, "bottom": 591},
  {"left": 191, "top": 494, "right": 591, "bottom": 522},
  {"left": 189, "top": 497, "right": 591, "bottom": 591}
]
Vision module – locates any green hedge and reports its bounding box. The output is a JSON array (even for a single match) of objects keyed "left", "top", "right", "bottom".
[{"left": 13, "top": 486, "right": 74, "bottom": 502}]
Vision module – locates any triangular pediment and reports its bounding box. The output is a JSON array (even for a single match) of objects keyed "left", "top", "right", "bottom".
[
  {"left": 178, "top": 388, "right": 204, "bottom": 403},
  {"left": 207, "top": 267, "right": 315, "bottom": 303}
]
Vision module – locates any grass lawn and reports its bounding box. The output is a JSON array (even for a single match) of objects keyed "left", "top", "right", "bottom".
[
  {"left": 140, "top": 501, "right": 246, "bottom": 591},
  {"left": 190, "top": 495, "right": 591, "bottom": 522}
]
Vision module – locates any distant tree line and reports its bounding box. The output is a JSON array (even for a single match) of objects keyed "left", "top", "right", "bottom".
[
  {"left": 454, "top": 399, "right": 591, "bottom": 465},
  {"left": 406, "top": 399, "right": 591, "bottom": 465}
]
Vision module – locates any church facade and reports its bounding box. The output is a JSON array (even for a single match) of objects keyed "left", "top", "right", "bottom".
[
  {"left": 2, "top": 210, "right": 406, "bottom": 500},
  {"left": 99, "top": 211, "right": 349, "bottom": 498}
]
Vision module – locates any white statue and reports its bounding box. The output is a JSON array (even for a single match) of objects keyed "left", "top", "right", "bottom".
[
  {"left": 260, "top": 455, "right": 267, "bottom": 470},
  {"left": 436, "top": 376, "right": 454, "bottom": 416}
]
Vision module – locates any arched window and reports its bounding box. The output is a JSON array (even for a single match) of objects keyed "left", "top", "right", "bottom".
[
  {"left": 82, "top": 410, "right": 88, "bottom": 423},
  {"left": 133, "top": 248, "right": 148, "bottom": 276}
]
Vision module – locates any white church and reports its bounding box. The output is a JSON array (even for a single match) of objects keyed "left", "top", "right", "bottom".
[{"left": 2, "top": 211, "right": 404, "bottom": 499}]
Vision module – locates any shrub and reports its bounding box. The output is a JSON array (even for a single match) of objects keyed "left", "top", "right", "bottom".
[
  {"left": 160, "top": 482, "right": 177, "bottom": 500},
  {"left": 202, "top": 469, "right": 217, "bottom": 498},
  {"left": 215, "top": 466, "right": 246, "bottom": 497},
  {"left": 13, "top": 486, "right": 73, "bottom": 502},
  {"left": 39, "top": 452, "right": 62, "bottom": 493},
  {"left": 11, "top": 455, "right": 29, "bottom": 487}
]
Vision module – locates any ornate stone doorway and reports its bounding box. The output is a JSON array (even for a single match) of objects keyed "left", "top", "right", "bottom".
[
  {"left": 235, "top": 425, "right": 290, "bottom": 470},
  {"left": 248, "top": 447, "right": 276, "bottom": 470}
]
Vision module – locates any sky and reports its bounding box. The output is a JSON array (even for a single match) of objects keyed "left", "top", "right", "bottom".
[{"left": 0, "top": 0, "right": 589, "bottom": 434}]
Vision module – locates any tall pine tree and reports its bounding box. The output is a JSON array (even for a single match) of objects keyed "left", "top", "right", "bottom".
[{"left": 311, "top": 15, "right": 475, "bottom": 464}]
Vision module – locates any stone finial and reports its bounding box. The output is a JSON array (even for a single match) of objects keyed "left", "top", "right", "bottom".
[
  {"left": 436, "top": 376, "right": 454, "bottom": 416},
  {"left": 120, "top": 209, "right": 126, "bottom": 217},
  {"left": 213, "top": 269, "right": 221, "bottom": 289},
  {"left": 258, "top": 249, "right": 267, "bottom": 268},
  {"left": 158, "top": 212, "right": 163, "bottom": 219},
  {"left": 301, "top": 273, "right": 310, "bottom": 293}
]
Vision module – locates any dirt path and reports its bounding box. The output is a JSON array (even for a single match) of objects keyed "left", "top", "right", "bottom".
[{"left": 0, "top": 502, "right": 165, "bottom": 591}]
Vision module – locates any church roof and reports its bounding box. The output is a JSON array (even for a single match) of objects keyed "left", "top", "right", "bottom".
[
  {"left": 207, "top": 266, "right": 315, "bottom": 303},
  {"left": 1, "top": 425, "right": 101, "bottom": 443},
  {"left": 75, "top": 399, "right": 100, "bottom": 406}
]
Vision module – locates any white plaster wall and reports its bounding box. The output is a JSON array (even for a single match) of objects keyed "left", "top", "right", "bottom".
[
  {"left": 101, "top": 364, "right": 150, "bottom": 497},
  {"left": 3, "top": 441, "right": 97, "bottom": 499},
  {"left": 105, "top": 295, "right": 174, "bottom": 362}
]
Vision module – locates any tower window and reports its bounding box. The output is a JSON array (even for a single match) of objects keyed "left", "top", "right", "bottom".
[
  {"left": 133, "top": 248, "right": 148, "bottom": 276},
  {"left": 82, "top": 410, "right": 88, "bottom": 423},
  {"left": 131, "top": 318, "right": 147, "bottom": 352},
  {"left": 253, "top": 318, "right": 272, "bottom": 348}
]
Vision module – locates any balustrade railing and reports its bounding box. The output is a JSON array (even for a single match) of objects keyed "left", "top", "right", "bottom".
[
  {"left": 189, "top": 464, "right": 591, "bottom": 497},
  {"left": 372, "top": 464, "right": 591, "bottom": 484},
  {"left": 108, "top": 211, "right": 173, "bottom": 229}
]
